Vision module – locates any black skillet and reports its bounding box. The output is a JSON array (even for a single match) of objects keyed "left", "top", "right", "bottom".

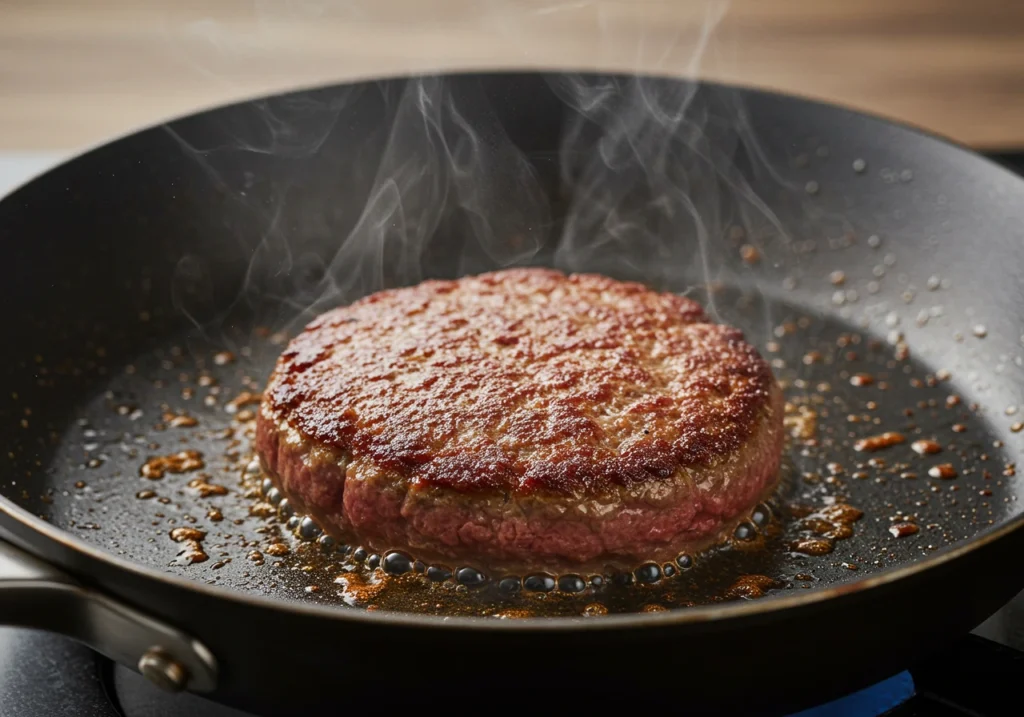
[{"left": 2, "top": 73, "right": 1024, "bottom": 715}]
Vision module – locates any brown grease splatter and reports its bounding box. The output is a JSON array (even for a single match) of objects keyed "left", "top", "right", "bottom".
[
  {"left": 727, "top": 575, "right": 779, "bottom": 600},
  {"left": 792, "top": 538, "right": 834, "bottom": 555},
  {"left": 163, "top": 412, "right": 199, "bottom": 428},
  {"left": 226, "top": 391, "right": 262, "bottom": 413},
  {"left": 854, "top": 432, "right": 905, "bottom": 452},
  {"left": 265, "top": 543, "right": 289, "bottom": 557},
  {"left": 141, "top": 450, "right": 204, "bottom": 479},
  {"left": 928, "top": 464, "right": 958, "bottom": 480},
  {"left": 912, "top": 440, "right": 942, "bottom": 455},
  {"left": 889, "top": 523, "right": 919, "bottom": 538},
  {"left": 188, "top": 476, "right": 229, "bottom": 497},
  {"left": 169, "top": 527, "right": 206, "bottom": 542},
  {"left": 784, "top": 402, "right": 818, "bottom": 440},
  {"left": 169, "top": 527, "right": 208, "bottom": 565}
]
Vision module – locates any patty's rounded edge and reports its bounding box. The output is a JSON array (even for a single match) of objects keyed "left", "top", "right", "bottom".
[
  {"left": 255, "top": 268, "right": 785, "bottom": 568},
  {"left": 256, "top": 386, "right": 783, "bottom": 569}
]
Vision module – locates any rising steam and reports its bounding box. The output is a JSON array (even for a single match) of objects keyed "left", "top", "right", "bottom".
[
  {"left": 164, "top": 0, "right": 799, "bottom": 334},
  {"left": 303, "top": 75, "right": 552, "bottom": 313}
]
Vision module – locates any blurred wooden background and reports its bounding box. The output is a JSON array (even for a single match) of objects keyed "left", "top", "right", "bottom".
[{"left": 2, "top": 0, "right": 1023, "bottom": 151}]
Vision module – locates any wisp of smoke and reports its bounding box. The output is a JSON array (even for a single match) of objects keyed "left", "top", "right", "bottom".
[{"left": 164, "top": 0, "right": 803, "bottom": 339}]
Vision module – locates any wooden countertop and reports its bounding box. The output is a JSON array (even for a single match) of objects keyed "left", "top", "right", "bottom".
[{"left": 2, "top": 0, "right": 1023, "bottom": 151}]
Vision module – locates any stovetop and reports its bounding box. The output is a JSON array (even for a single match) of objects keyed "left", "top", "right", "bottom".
[
  {"left": 2, "top": 150, "right": 1024, "bottom": 716},
  {"left": 0, "top": 626, "right": 1021, "bottom": 717}
]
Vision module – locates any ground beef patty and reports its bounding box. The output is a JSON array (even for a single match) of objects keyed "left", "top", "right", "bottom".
[{"left": 256, "top": 268, "right": 784, "bottom": 569}]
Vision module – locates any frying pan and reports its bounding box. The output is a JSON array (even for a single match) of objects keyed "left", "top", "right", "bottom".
[{"left": 2, "top": 72, "right": 1024, "bottom": 716}]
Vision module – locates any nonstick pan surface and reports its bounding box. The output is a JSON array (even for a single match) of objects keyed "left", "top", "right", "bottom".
[{"left": 2, "top": 73, "right": 1024, "bottom": 714}]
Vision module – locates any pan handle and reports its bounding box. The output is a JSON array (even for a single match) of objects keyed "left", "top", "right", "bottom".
[{"left": 0, "top": 540, "right": 217, "bottom": 693}]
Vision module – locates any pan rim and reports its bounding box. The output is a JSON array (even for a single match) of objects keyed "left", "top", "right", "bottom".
[
  {"left": 2, "top": 491, "right": 1023, "bottom": 631},
  {"left": 3, "top": 70, "right": 1024, "bottom": 631},
  {"left": 4, "top": 68, "right": 1024, "bottom": 208}
]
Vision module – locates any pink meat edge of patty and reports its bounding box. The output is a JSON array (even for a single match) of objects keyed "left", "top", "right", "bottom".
[{"left": 254, "top": 387, "right": 785, "bottom": 570}]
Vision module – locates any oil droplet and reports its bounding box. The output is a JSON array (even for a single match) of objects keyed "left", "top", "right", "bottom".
[
  {"left": 497, "top": 577, "right": 521, "bottom": 596},
  {"left": 426, "top": 566, "right": 452, "bottom": 582},
  {"left": 784, "top": 403, "right": 818, "bottom": 440},
  {"left": 928, "top": 464, "right": 958, "bottom": 480},
  {"left": 249, "top": 502, "right": 275, "bottom": 518},
  {"left": 172, "top": 541, "right": 208, "bottom": 565},
  {"left": 582, "top": 603, "right": 608, "bottom": 617},
  {"left": 850, "top": 373, "right": 874, "bottom": 387},
  {"left": 740, "top": 245, "right": 760, "bottom": 264},
  {"left": 733, "top": 522, "right": 757, "bottom": 541},
  {"left": 456, "top": 567, "right": 486, "bottom": 587},
  {"left": 141, "top": 450, "right": 204, "bottom": 479},
  {"left": 792, "top": 538, "right": 833, "bottom": 556},
  {"left": 727, "top": 575, "right": 778, "bottom": 600},
  {"left": 135, "top": 490, "right": 156, "bottom": 500},
  {"left": 973, "top": 325, "right": 988, "bottom": 338},
  {"left": 382, "top": 551, "right": 413, "bottom": 575},
  {"left": 213, "top": 351, "right": 236, "bottom": 366},
  {"left": 889, "top": 523, "right": 919, "bottom": 538},
  {"left": 524, "top": 574, "right": 555, "bottom": 592},
  {"left": 912, "top": 440, "right": 943, "bottom": 455},
  {"left": 187, "top": 476, "right": 229, "bottom": 497},
  {"left": 163, "top": 412, "right": 198, "bottom": 428},
  {"left": 558, "top": 575, "right": 587, "bottom": 593},
  {"left": 635, "top": 563, "right": 662, "bottom": 583},
  {"left": 1011, "top": 423, "right": 1023, "bottom": 433},
  {"left": 226, "top": 391, "right": 262, "bottom": 414},
  {"left": 298, "top": 516, "right": 322, "bottom": 540},
  {"left": 854, "top": 432, "right": 905, "bottom": 452},
  {"left": 169, "top": 527, "right": 206, "bottom": 542}
]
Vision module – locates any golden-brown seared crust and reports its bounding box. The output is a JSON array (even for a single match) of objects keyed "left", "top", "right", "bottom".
[{"left": 263, "top": 268, "right": 777, "bottom": 496}]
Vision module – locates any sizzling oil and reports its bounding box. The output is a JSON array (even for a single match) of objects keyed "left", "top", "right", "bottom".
[{"left": 6, "top": 287, "right": 1020, "bottom": 618}]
